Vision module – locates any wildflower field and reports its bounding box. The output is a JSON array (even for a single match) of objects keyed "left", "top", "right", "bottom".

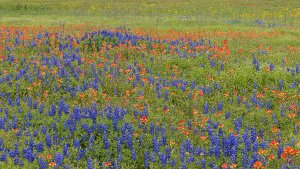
[{"left": 0, "top": 0, "right": 300, "bottom": 168}]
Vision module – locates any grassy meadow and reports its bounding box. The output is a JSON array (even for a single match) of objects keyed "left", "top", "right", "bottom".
[{"left": 0, "top": 0, "right": 300, "bottom": 168}]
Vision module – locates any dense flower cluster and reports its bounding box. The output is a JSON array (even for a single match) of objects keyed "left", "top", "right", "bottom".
[{"left": 0, "top": 26, "right": 299, "bottom": 168}]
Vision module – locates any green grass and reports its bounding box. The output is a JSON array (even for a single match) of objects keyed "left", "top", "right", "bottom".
[
  {"left": 1, "top": 0, "right": 299, "bottom": 29},
  {"left": 1, "top": 0, "right": 299, "bottom": 56},
  {"left": 0, "top": 1, "right": 300, "bottom": 168}
]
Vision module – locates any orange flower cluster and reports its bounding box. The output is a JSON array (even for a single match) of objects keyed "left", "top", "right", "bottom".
[
  {"left": 281, "top": 146, "right": 299, "bottom": 159},
  {"left": 140, "top": 115, "right": 149, "bottom": 123},
  {"left": 48, "top": 162, "right": 56, "bottom": 167},
  {"left": 253, "top": 161, "right": 264, "bottom": 169}
]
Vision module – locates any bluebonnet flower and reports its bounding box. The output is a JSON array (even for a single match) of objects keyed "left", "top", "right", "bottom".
[
  {"left": 180, "top": 142, "right": 185, "bottom": 163},
  {"left": 88, "top": 134, "right": 94, "bottom": 148},
  {"left": 269, "top": 63, "right": 274, "bottom": 71},
  {"left": 279, "top": 79, "right": 283, "bottom": 91},
  {"left": 241, "top": 148, "right": 248, "bottom": 167},
  {"left": 4, "top": 107, "right": 8, "bottom": 117},
  {"left": 74, "top": 139, "right": 80, "bottom": 149},
  {"left": 64, "top": 104, "right": 70, "bottom": 115},
  {"left": 39, "top": 103, "right": 44, "bottom": 114},
  {"left": 187, "top": 155, "right": 194, "bottom": 164},
  {"left": 87, "top": 157, "right": 94, "bottom": 169},
  {"left": 0, "top": 153, "right": 6, "bottom": 161},
  {"left": 291, "top": 69, "right": 295, "bottom": 76},
  {"left": 41, "top": 126, "right": 47, "bottom": 135},
  {"left": 187, "top": 120, "right": 192, "bottom": 130},
  {"left": 33, "top": 130, "right": 38, "bottom": 137},
  {"left": 33, "top": 100, "right": 38, "bottom": 109},
  {"left": 76, "top": 148, "right": 86, "bottom": 160},
  {"left": 204, "top": 102, "right": 209, "bottom": 114},
  {"left": 54, "top": 153, "right": 64, "bottom": 166},
  {"left": 211, "top": 136, "right": 220, "bottom": 158},
  {"left": 234, "top": 117, "right": 242, "bottom": 131},
  {"left": 0, "top": 138, "right": 4, "bottom": 151},
  {"left": 195, "top": 147, "right": 201, "bottom": 156},
  {"left": 143, "top": 152, "right": 149, "bottom": 168},
  {"left": 112, "top": 115, "right": 118, "bottom": 131},
  {"left": 63, "top": 144, "right": 70, "bottom": 157},
  {"left": 27, "top": 96, "right": 32, "bottom": 108},
  {"left": 181, "top": 164, "right": 187, "bottom": 169},
  {"left": 251, "top": 128, "right": 257, "bottom": 143},
  {"left": 9, "top": 148, "right": 19, "bottom": 158},
  {"left": 81, "top": 134, "right": 86, "bottom": 142},
  {"left": 157, "top": 90, "right": 162, "bottom": 98},
  {"left": 237, "top": 95, "right": 241, "bottom": 104},
  {"left": 153, "top": 137, "right": 160, "bottom": 153},
  {"left": 14, "top": 156, "right": 19, "bottom": 165},
  {"left": 170, "top": 159, "right": 176, "bottom": 168},
  {"left": 294, "top": 125, "right": 298, "bottom": 134},
  {"left": 45, "top": 133, "right": 51, "bottom": 148},
  {"left": 48, "top": 104, "right": 56, "bottom": 116},
  {"left": 243, "top": 129, "right": 251, "bottom": 152},
  {"left": 278, "top": 144, "right": 283, "bottom": 159},
  {"left": 165, "top": 147, "right": 171, "bottom": 160},
  {"left": 38, "top": 158, "right": 47, "bottom": 169},
  {"left": 225, "top": 111, "right": 230, "bottom": 119},
  {"left": 217, "top": 102, "right": 223, "bottom": 110},
  {"left": 209, "top": 162, "right": 217, "bottom": 169},
  {"left": 159, "top": 153, "right": 167, "bottom": 166},
  {"left": 190, "top": 80, "right": 195, "bottom": 89},
  {"left": 0, "top": 118, "right": 5, "bottom": 129},
  {"left": 210, "top": 60, "right": 215, "bottom": 68},
  {"left": 139, "top": 135, "right": 143, "bottom": 146},
  {"left": 220, "top": 62, "right": 224, "bottom": 71},
  {"left": 253, "top": 141, "right": 259, "bottom": 152},
  {"left": 282, "top": 164, "right": 288, "bottom": 169},
  {"left": 22, "top": 148, "right": 34, "bottom": 162},
  {"left": 253, "top": 55, "right": 258, "bottom": 65},
  {"left": 36, "top": 142, "right": 44, "bottom": 152},
  {"left": 103, "top": 134, "right": 110, "bottom": 150},
  {"left": 296, "top": 64, "right": 300, "bottom": 73},
  {"left": 131, "top": 150, "right": 137, "bottom": 160},
  {"left": 255, "top": 62, "right": 260, "bottom": 71},
  {"left": 164, "top": 90, "right": 168, "bottom": 101},
  {"left": 229, "top": 149, "right": 237, "bottom": 164},
  {"left": 118, "top": 152, "right": 123, "bottom": 162},
  {"left": 15, "top": 96, "right": 20, "bottom": 107}
]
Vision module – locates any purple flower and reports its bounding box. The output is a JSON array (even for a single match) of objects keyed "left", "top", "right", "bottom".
[
  {"left": 45, "top": 133, "right": 51, "bottom": 148},
  {"left": 76, "top": 148, "right": 86, "bottom": 160},
  {"left": 74, "top": 139, "right": 80, "bottom": 149},
  {"left": 269, "top": 63, "right": 274, "bottom": 71},
  {"left": 159, "top": 153, "right": 167, "bottom": 166},
  {"left": 131, "top": 150, "right": 137, "bottom": 160},
  {"left": 36, "top": 142, "right": 44, "bottom": 152},
  {"left": 204, "top": 102, "right": 209, "bottom": 114},
  {"left": 164, "top": 90, "right": 168, "bottom": 101},
  {"left": 63, "top": 144, "right": 70, "bottom": 157},
  {"left": 279, "top": 79, "right": 283, "bottom": 91},
  {"left": 38, "top": 158, "right": 47, "bottom": 169},
  {"left": 22, "top": 148, "right": 34, "bottom": 162},
  {"left": 144, "top": 152, "right": 149, "bottom": 168},
  {"left": 54, "top": 153, "right": 64, "bottom": 166},
  {"left": 225, "top": 111, "right": 231, "bottom": 119},
  {"left": 153, "top": 137, "right": 160, "bottom": 153},
  {"left": 103, "top": 134, "right": 110, "bottom": 150},
  {"left": 0, "top": 153, "right": 6, "bottom": 161},
  {"left": 87, "top": 157, "right": 94, "bottom": 169},
  {"left": 278, "top": 145, "right": 283, "bottom": 159},
  {"left": 217, "top": 102, "right": 223, "bottom": 110},
  {"left": 242, "top": 148, "right": 248, "bottom": 167},
  {"left": 39, "top": 104, "right": 44, "bottom": 114}
]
